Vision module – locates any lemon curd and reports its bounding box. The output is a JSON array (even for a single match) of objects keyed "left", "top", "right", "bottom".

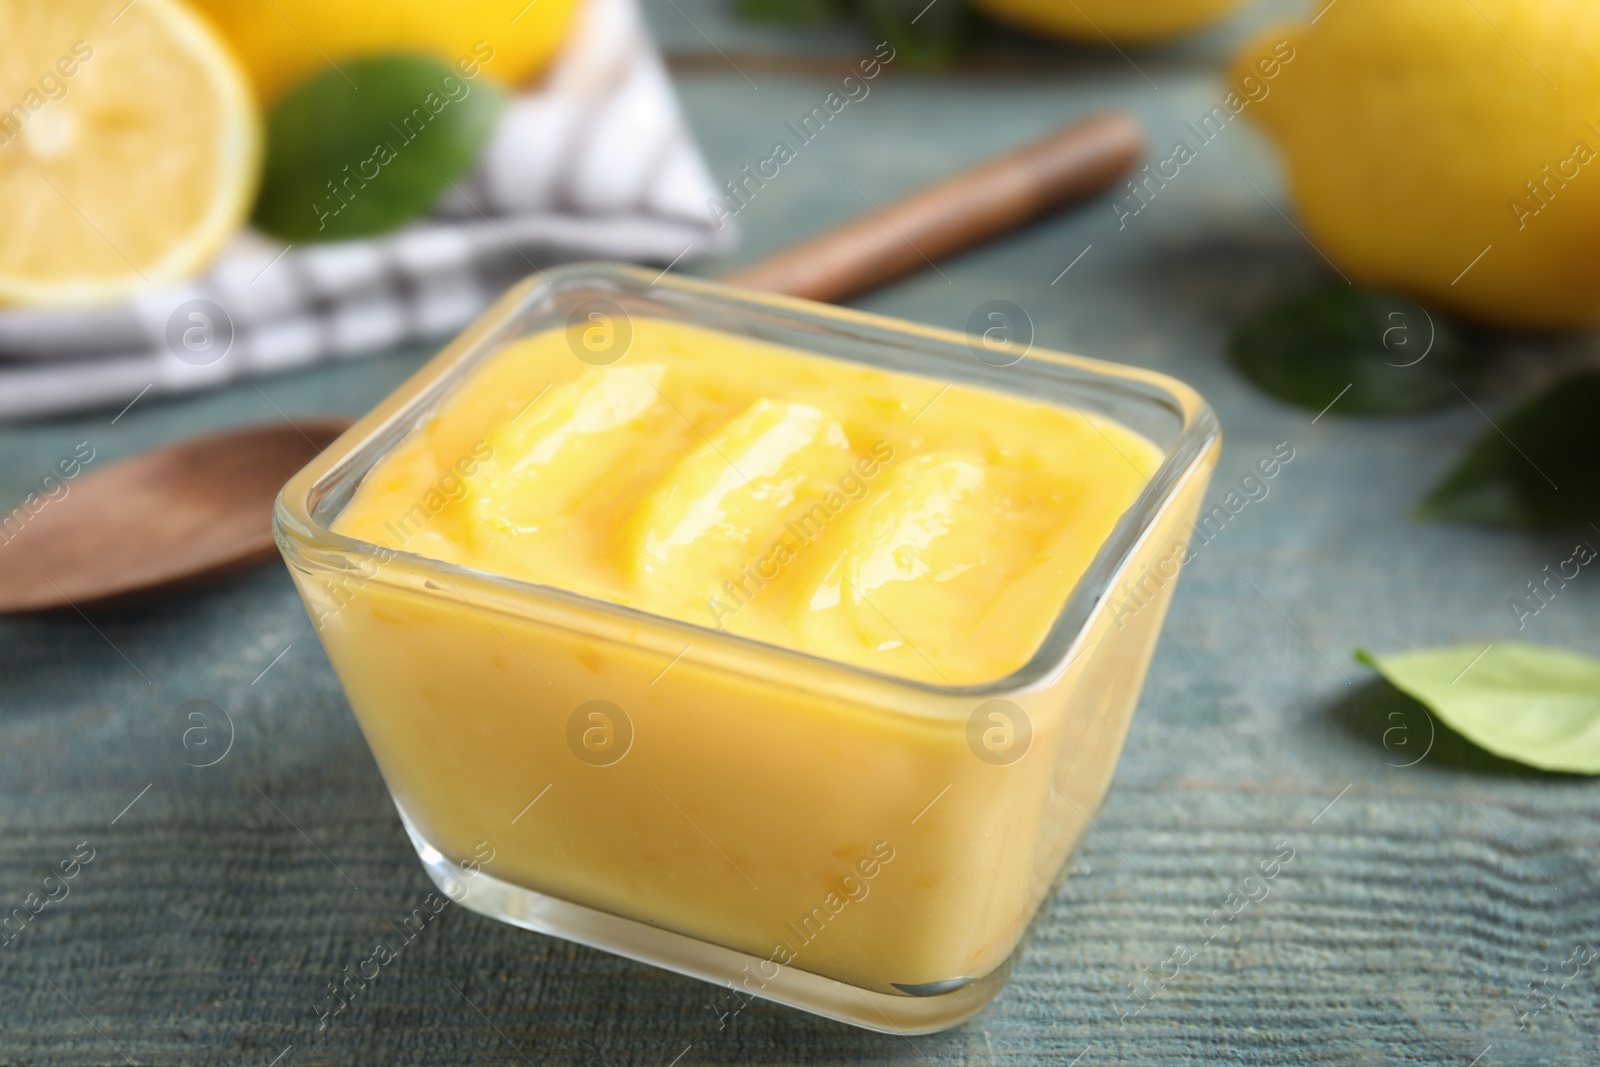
[
  {"left": 290, "top": 299, "right": 1210, "bottom": 1017},
  {"left": 334, "top": 318, "right": 1162, "bottom": 685}
]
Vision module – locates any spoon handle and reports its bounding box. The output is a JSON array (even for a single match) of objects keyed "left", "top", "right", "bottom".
[{"left": 719, "top": 111, "right": 1143, "bottom": 304}]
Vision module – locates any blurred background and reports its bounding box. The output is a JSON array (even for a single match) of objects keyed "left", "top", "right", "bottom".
[{"left": 2, "top": 0, "right": 1598, "bottom": 1063}]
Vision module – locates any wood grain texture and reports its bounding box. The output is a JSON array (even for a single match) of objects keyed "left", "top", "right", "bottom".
[{"left": 2, "top": 6, "right": 1599, "bottom": 1064}]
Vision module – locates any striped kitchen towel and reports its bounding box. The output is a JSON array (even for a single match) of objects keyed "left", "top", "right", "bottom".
[{"left": 0, "top": 0, "right": 733, "bottom": 422}]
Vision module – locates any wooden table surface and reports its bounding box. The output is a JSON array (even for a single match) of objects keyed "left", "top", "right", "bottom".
[{"left": 3, "top": 1, "right": 1597, "bottom": 1063}]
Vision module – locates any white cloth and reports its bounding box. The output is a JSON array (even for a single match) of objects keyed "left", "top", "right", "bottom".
[{"left": 0, "top": 0, "right": 733, "bottom": 421}]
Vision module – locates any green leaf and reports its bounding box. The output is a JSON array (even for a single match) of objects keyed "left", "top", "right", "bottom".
[
  {"left": 729, "top": 0, "right": 984, "bottom": 66},
  {"left": 735, "top": 0, "right": 850, "bottom": 24},
  {"left": 1230, "top": 285, "right": 1476, "bottom": 416},
  {"left": 1419, "top": 371, "right": 1600, "bottom": 528},
  {"left": 1356, "top": 642, "right": 1600, "bottom": 774},
  {"left": 859, "top": 0, "right": 985, "bottom": 68},
  {"left": 253, "top": 54, "right": 505, "bottom": 242}
]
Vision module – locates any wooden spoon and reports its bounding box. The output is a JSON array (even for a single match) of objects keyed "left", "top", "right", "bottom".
[
  {"left": 0, "top": 419, "right": 350, "bottom": 612},
  {"left": 0, "top": 111, "right": 1141, "bottom": 613},
  {"left": 722, "top": 111, "right": 1142, "bottom": 302}
]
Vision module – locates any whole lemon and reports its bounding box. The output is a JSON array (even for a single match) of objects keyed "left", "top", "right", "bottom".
[
  {"left": 970, "top": 0, "right": 1247, "bottom": 43},
  {"left": 188, "top": 0, "right": 584, "bottom": 102},
  {"left": 1234, "top": 0, "right": 1600, "bottom": 328}
]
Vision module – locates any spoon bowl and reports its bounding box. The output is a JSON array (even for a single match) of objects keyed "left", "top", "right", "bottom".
[{"left": 0, "top": 418, "right": 353, "bottom": 613}]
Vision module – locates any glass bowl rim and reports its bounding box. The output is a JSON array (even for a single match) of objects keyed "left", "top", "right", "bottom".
[{"left": 273, "top": 263, "right": 1221, "bottom": 703}]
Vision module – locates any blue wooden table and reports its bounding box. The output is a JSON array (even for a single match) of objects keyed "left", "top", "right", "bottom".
[{"left": 3, "top": 1, "right": 1597, "bottom": 1062}]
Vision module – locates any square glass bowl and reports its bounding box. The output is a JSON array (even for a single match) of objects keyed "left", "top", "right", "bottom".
[{"left": 273, "top": 264, "right": 1220, "bottom": 1034}]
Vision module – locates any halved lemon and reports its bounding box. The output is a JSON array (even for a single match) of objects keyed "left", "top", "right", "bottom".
[{"left": 0, "top": 0, "right": 259, "bottom": 307}]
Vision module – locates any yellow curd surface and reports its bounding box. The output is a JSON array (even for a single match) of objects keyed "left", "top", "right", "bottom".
[
  {"left": 306, "top": 316, "right": 1186, "bottom": 996},
  {"left": 333, "top": 318, "right": 1162, "bottom": 685}
]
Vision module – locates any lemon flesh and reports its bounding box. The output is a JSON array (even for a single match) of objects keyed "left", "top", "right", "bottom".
[
  {"left": 1235, "top": 0, "right": 1600, "bottom": 328},
  {"left": 971, "top": 0, "right": 1246, "bottom": 43},
  {"left": 0, "top": 0, "right": 259, "bottom": 307},
  {"left": 188, "top": 0, "right": 585, "bottom": 103}
]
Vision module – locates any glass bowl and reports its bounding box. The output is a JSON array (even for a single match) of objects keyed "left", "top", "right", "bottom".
[{"left": 273, "top": 263, "right": 1220, "bottom": 1033}]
